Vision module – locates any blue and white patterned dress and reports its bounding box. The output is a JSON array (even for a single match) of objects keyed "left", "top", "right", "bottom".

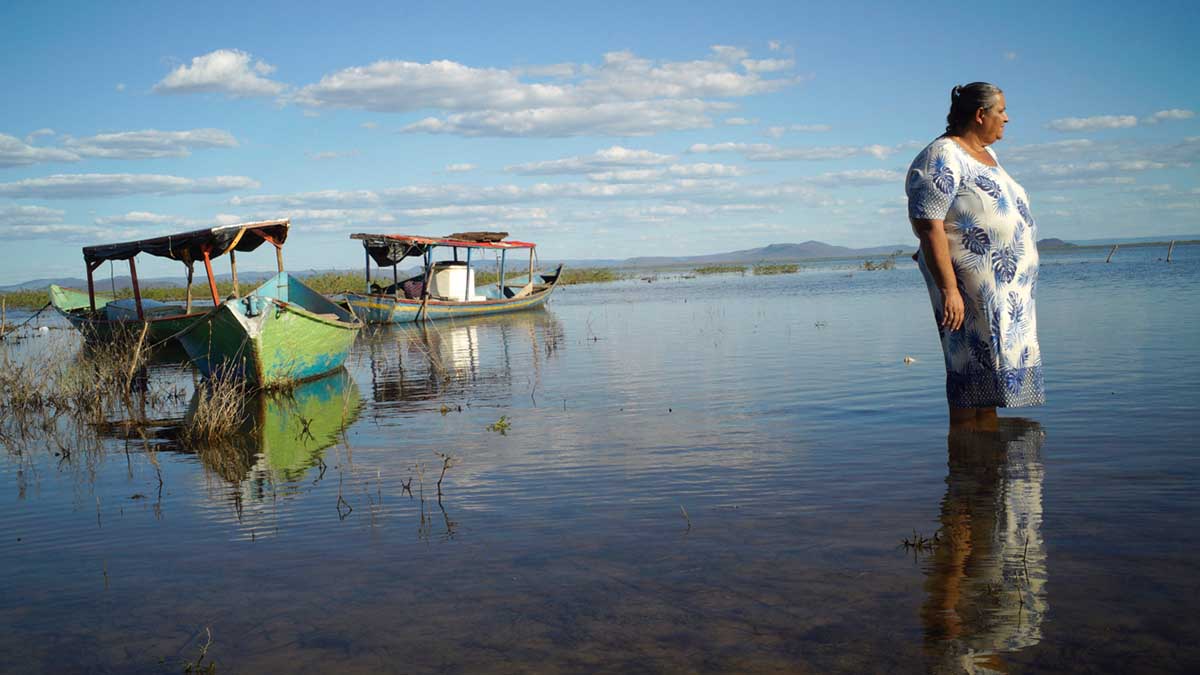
[{"left": 906, "top": 137, "right": 1045, "bottom": 408}]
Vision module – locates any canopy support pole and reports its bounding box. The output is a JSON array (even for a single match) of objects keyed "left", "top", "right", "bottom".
[
  {"left": 202, "top": 250, "right": 220, "bottom": 307},
  {"left": 393, "top": 262, "right": 399, "bottom": 298},
  {"left": 465, "top": 248, "right": 472, "bottom": 300},
  {"left": 254, "top": 230, "right": 285, "bottom": 273},
  {"left": 86, "top": 260, "right": 101, "bottom": 312},
  {"left": 417, "top": 248, "right": 434, "bottom": 322},
  {"left": 128, "top": 258, "right": 144, "bottom": 321},
  {"left": 365, "top": 247, "right": 371, "bottom": 293},
  {"left": 529, "top": 248, "right": 534, "bottom": 286},
  {"left": 185, "top": 264, "right": 194, "bottom": 313},
  {"left": 229, "top": 250, "right": 240, "bottom": 297},
  {"left": 498, "top": 250, "right": 506, "bottom": 297}
]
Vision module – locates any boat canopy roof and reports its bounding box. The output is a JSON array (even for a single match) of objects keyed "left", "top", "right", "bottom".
[
  {"left": 82, "top": 219, "right": 290, "bottom": 266},
  {"left": 351, "top": 232, "right": 536, "bottom": 267}
]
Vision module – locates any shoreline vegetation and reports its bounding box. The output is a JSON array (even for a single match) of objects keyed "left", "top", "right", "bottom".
[
  {"left": 1, "top": 238, "right": 1193, "bottom": 311},
  {"left": 0, "top": 267, "right": 623, "bottom": 310}
]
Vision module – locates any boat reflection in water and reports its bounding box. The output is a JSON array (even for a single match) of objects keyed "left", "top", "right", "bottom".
[
  {"left": 922, "top": 418, "right": 1048, "bottom": 674},
  {"left": 187, "top": 368, "right": 362, "bottom": 486},
  {"left": 362, "top": 308, "right": 563, "bottom": 411}
]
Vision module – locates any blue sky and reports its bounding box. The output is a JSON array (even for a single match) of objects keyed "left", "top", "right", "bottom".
[{"left": 1, "top": 0, "right": 1197, "bottom": 284}]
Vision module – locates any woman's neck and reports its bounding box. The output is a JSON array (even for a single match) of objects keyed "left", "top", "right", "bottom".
[{"left": 955, "top": 131, "right": 988, "bottom": 153}]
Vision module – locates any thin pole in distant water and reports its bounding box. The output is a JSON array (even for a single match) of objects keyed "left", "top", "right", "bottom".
[
  {"left": 1167, "top": 240, "right": 1176, "bottom": 263},
  {"left": 1106, "top": 244, "right": 1119, "bottom": 263}
]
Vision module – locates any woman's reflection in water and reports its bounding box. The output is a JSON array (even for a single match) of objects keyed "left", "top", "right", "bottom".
[{"left": 923, "top": 418, "right": 1047, "bottom": 674}]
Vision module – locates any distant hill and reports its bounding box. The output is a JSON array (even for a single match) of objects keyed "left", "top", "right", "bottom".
[
  {"left": 1037, "top": 238, "right": 1076, "bottom": 249},
  {"left": 624, "top": 241, "right": 910, "bottom": 266}
]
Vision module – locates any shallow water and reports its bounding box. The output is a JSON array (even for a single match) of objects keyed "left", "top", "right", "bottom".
[{"left": 2, "top": 245, "right": 1199, "bottom": 673}]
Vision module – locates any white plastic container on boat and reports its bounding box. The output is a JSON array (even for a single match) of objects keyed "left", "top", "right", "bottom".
[{"left": 429, "top": 262, "right": 486, "bottom": 301}]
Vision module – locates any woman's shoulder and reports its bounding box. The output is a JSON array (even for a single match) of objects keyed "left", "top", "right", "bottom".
[{"left": 910, "top": 136, "right": 960, "bottom": 168}]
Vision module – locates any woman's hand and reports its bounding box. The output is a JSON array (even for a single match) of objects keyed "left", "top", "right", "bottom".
[{"left": 941, "top": 287, "right": 965, "bottom": 331}]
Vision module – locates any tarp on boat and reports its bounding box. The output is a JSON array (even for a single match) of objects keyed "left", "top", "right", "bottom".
[
  {"left": 82, "top": 219, "right": 290, "bottom": 266},
  {"left": 350, "top": 232, "right": 536, "bottom": 267}
]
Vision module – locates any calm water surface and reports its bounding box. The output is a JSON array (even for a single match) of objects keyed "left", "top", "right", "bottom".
[{"left": 2, "top": 245, "right": 1199, "bottom": 673}]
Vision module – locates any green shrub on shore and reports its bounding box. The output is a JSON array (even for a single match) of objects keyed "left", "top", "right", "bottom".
[
  {"left": 0, "top": 288, "right": 49, "bottom": 310},
  {"left": 301, "top": 272, "right": 366, "bottom": 294},
  {"left": 694, "top": 264, "right": 747, "bottom": 276},
  {"left": 753, "top": 263, "right": 800, "bottom": 275},
  {"left": 474, "top": 266, "right": 622, "bottom": 286}
]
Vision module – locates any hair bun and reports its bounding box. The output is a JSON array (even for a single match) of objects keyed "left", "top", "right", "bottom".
[{"left": 952, "top": 85, "right": 962, "bottom": 98}]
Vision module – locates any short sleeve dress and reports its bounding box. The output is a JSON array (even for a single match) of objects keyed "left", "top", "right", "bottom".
[{"left": 905, "top": 137, "right": 1045, "bottom": 408}]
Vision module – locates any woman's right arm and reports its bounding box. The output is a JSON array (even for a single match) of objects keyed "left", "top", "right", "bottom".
[{"left": 911, "top": 218, "right": 964, "bottom": 331}]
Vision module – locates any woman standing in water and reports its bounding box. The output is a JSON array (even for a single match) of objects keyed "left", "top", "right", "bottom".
[{"left": 906, "top": 82, "right": 1044, "bottom": 428}]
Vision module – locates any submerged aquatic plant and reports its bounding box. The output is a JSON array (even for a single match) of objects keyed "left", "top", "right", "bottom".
[{"left": 486, "top": 416, "right": 511, "bottom": 434}]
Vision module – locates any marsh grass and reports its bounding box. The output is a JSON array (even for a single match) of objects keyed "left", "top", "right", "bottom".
[
  {"left": 474, "top": 266, "right": 622, "bottom": 286},
  {"left": 0, "top": 330, "right": 153, "bottom": 430},
  {"left": 694, "top": 265, "right": 747, "bottom": 276},
  {"left": 0, "top": 288, "right": 50, "bottom": 310},
  {"left": 861, "top": 249, "right": 906, "bottom": 271},
  {"left": 752, "top": 263, "right": 800, "bottom": 275},
  {"left": 183, "top": 367, "right": 250, "bottom": 446}
]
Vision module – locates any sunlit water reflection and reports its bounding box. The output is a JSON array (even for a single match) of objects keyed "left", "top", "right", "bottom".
[{"left": 2, "top": 245, "right": 1198, "bottom": 672}]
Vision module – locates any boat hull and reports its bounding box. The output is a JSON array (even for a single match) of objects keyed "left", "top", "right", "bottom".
[
  {"left": 49, "top": 285, "right": 203, "bottom": 345},
  {"left": 176, "top": 273, "right": 361, "bottom": 387}
]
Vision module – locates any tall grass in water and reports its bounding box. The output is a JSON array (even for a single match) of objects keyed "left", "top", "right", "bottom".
[
  {"left": 694, "top": 264, "right": 747, "bottom": 276},
  {"left": 753, "top": 263, "right": 800, "bottom": 275},
  {"left": 861, "top": 249, "right": 906, "bottom": 271},
  {"left": 0, "top": 327, "right": 165, "bottom": 466},
  {"left": 474, "top": 266, "right": 623, "bottom": 286},
  {"left": 183, "top": 367, "right": 249, "bottom": 445}
]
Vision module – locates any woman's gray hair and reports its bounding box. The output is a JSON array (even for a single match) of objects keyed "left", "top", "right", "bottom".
[{"left": 945, "top": 82, "right": 1003, "bottom": 135}]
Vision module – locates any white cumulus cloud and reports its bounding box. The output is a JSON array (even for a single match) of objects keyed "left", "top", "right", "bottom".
[
  {"left": 402, "top": 100, "right": 719, "bottom": 137},
  {"left": 92, "top": 211, "right": 211, "bottom": 228},
  {"left": 0, "top": 133, "right": 80, "bottom": 167},
  {"left": 1047, "top": 115, "right": 1138, "bottom": 132},
  {"left": 506, "top": 146, "right": 675, "bottom": 175},
  {"left": 63, "top": 129, "right": 238, "bottom": 159},
  {"left": 1142, "top": 108, "right": 1195, "bottom": 124},
  {"left": 292, "top": 47, "right": 798, "bottom": 138},
  {"left": 688, "top": 141, "right": 896, "bottom": 161},
  {"left": 0, "top": 174, "right": 260, "bottom": 199},
  {"left": 0, "top": 204, "right": 66, "bottom": 227},
  {"left": 154, "top": 49, "right": 286, "bottom": 98}
]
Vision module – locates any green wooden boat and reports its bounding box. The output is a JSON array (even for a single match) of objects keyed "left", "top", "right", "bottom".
[
  {"left": 49, "top": 284, "right": 202, "bottom": 343},
  {"left": 50, "top": 219, "right": 291, "bottom": 348},
  {"left": 175, "top": 272, "right": 362, "bottom": 387}
]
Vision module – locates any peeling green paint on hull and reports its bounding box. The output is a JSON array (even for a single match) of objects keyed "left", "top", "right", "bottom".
[{"left": 176, "top": 273, "right": 362, "bottom": 387}]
